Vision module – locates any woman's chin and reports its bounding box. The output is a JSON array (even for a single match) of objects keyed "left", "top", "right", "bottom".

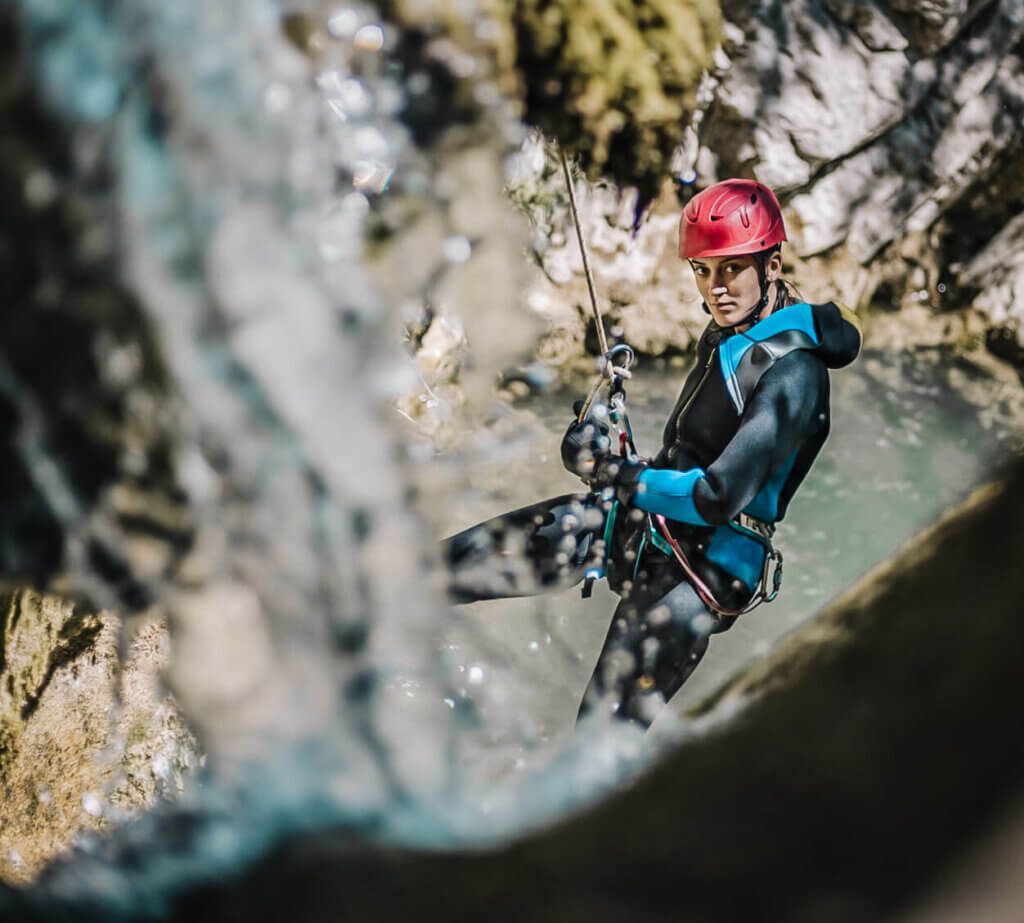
[{"left": 710, "top": 305, "right": 750, "bottom": 328}]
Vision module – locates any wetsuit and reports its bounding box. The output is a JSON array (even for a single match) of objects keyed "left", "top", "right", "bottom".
[{"left": 444, "top": 301, "right": 862, "bottom": 726}]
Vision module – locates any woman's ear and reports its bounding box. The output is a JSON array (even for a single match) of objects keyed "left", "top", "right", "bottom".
[{"left": 766, "top": 249, "right": 783, "bottom": 282}]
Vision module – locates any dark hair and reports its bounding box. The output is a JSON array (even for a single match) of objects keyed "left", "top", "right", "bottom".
[
  {"left": 758, "top": 244, "right": 804, "bottom": 309},
  {"left": 773, "top": 277, "right": 804, "bottom": 308}
]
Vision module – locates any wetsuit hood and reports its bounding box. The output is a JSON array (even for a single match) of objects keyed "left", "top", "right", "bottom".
[
  {"left": 714, "top": 301, "right": 862, "bottom": 417},
  {"left": 810, "top": 301, "right": 861, "bottom": 369}
]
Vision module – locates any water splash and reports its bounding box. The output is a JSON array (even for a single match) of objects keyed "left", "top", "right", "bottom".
[{"left": 3, "top": 0, "right": 670, "bottom": 915}]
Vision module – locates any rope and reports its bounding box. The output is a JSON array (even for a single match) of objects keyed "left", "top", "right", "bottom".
[
  {"left": 560, "top": 147, "right": 629, "bottom": 424},
  {"left": 559, "top": 147, "right": 608, "bottom": 360}
]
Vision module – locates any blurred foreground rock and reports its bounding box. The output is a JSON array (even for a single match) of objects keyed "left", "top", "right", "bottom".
[{"left": 0, "top": 590, "right": 198, "bottom": 885}]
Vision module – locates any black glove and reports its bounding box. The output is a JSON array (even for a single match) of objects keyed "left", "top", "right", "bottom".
[
  {"left": 589, "top": 454, "right": 647, "bottom": 496},
  {"left": 561, "top": 417, "right": 612, "bottom": 479}
]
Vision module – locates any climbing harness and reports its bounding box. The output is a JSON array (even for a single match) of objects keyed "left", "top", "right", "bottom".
[{"left": 650, "top": 514, "right": 783, "bottom": 618}]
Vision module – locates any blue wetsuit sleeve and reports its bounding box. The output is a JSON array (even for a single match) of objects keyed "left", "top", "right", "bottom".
[
  {"left": 633, "top": 467, "right": 710, "bottom": 525},
  {"left": 635, "top": 351, "right": 826, "bottom": 526}
]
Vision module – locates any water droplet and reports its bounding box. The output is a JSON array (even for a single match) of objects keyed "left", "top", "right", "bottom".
[
  {"left": 407, "top": 72, "right": 431, "bottom": 95},
  {"left": 316, "top": 70, "right": 345, "bottom": 94},
  {"left": 473, "top": 82, "right": 501, "bottom": 107},
  {"left": 352, "top": 161, "right": 394, "bottom": 194},
  {"left": 24, "top": 170, "right": 57, "bottom": 208},
  {"left": 443, "top": 236, "right": 472, "bottom": 264},
  {"left": 692, "top": 613, "right": 716, "bottom": 636},
  {"left": 467, "top": 665, "right": 484, "bottom": 684},
  {"left": 341, "top": 191, "right": 371, "bottom": 217},
  {"left": 263, "top": 82, "right": 291, "bottom": 114},
  {"left": 337, "top": 78, "right": 372, "bottom": 118},
  {"left": 327, "top": 9, "right": 361, "bottom": 38},
  {"left": 354, "top": 24, "right": 385, "bottom": 52}
]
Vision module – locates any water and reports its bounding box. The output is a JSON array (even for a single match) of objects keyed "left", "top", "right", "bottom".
[{"left": 438, "top": 346, "right": 1024, "bottom": 771}]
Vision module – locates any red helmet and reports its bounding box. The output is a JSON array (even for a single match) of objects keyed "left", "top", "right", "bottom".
[{"left": 678, "top": 179, "right": 787, "bottom": 259}]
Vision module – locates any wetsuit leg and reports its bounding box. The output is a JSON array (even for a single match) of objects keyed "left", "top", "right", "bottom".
[
  {"left": 442, "top": 493, "right": 609, "bottom": 603},
  {"left": 577, "top": 573, "right": 736, "bottom": 728}
]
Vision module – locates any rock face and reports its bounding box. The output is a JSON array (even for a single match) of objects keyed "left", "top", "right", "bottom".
[
  {"left": 698, "top": 0, "right": 1024, "bottom": 357},
  {"left": 515, "top": 0, "right": 1024, "bottom": 374},
  {"left": 506, "top": 146, "right": 708, "bottom": 367},
  {"left": 0, "top": 590, "right": 198, "bottom": 884},
  {"left": 0, "top": 8, "right": 191, "bottom": 611}
]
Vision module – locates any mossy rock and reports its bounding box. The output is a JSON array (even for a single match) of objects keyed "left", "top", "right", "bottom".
[{"left": 512, "top": 0, "right": 720, "bottom": 206}]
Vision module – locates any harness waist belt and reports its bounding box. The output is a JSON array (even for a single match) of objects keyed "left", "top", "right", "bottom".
[{"left": 735, "top": 512, "right": 775, "bottom": 539}]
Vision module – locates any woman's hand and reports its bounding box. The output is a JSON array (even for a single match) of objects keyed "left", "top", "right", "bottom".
[{"left": 560, "top": 418, "right": 612, "bottom": 479}]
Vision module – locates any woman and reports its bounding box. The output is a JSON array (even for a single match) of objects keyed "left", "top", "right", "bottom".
[{"left": 444, "top": 179, "right": 861, "bottom": 728}]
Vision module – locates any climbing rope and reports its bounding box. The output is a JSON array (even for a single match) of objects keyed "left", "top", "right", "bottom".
[{"left": 558, "top": 147, "right": 634, "bottom": 435}]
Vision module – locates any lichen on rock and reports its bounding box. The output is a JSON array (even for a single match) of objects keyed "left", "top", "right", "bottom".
[{"left": 0, "top": 589, "right": 198, "bottom": 885}]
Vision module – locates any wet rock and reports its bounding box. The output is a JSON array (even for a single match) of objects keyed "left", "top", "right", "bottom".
[
  {"left": 707, "top": 0, "right": 923, "bottom": 191},
  {"left": 824, "top": 0, "right": 909, "bottom": 52},
  {"left": 0, "top": 8, "right": 191, "bottom": 609},
  {"left": 956, "top": 205, "right": 1024, "bottom": 353},
  {"left": 505, "top": 138, "right": 707, "bottom": 366}
]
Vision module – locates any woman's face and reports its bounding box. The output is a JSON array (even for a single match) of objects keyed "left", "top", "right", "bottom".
[{"left": 689, "top": 252, "right": 781, "bottom": 328}]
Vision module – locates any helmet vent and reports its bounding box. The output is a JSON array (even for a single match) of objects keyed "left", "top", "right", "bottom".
[{"left": 750, "top": 194, "right": 757, "bottom": 203}]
